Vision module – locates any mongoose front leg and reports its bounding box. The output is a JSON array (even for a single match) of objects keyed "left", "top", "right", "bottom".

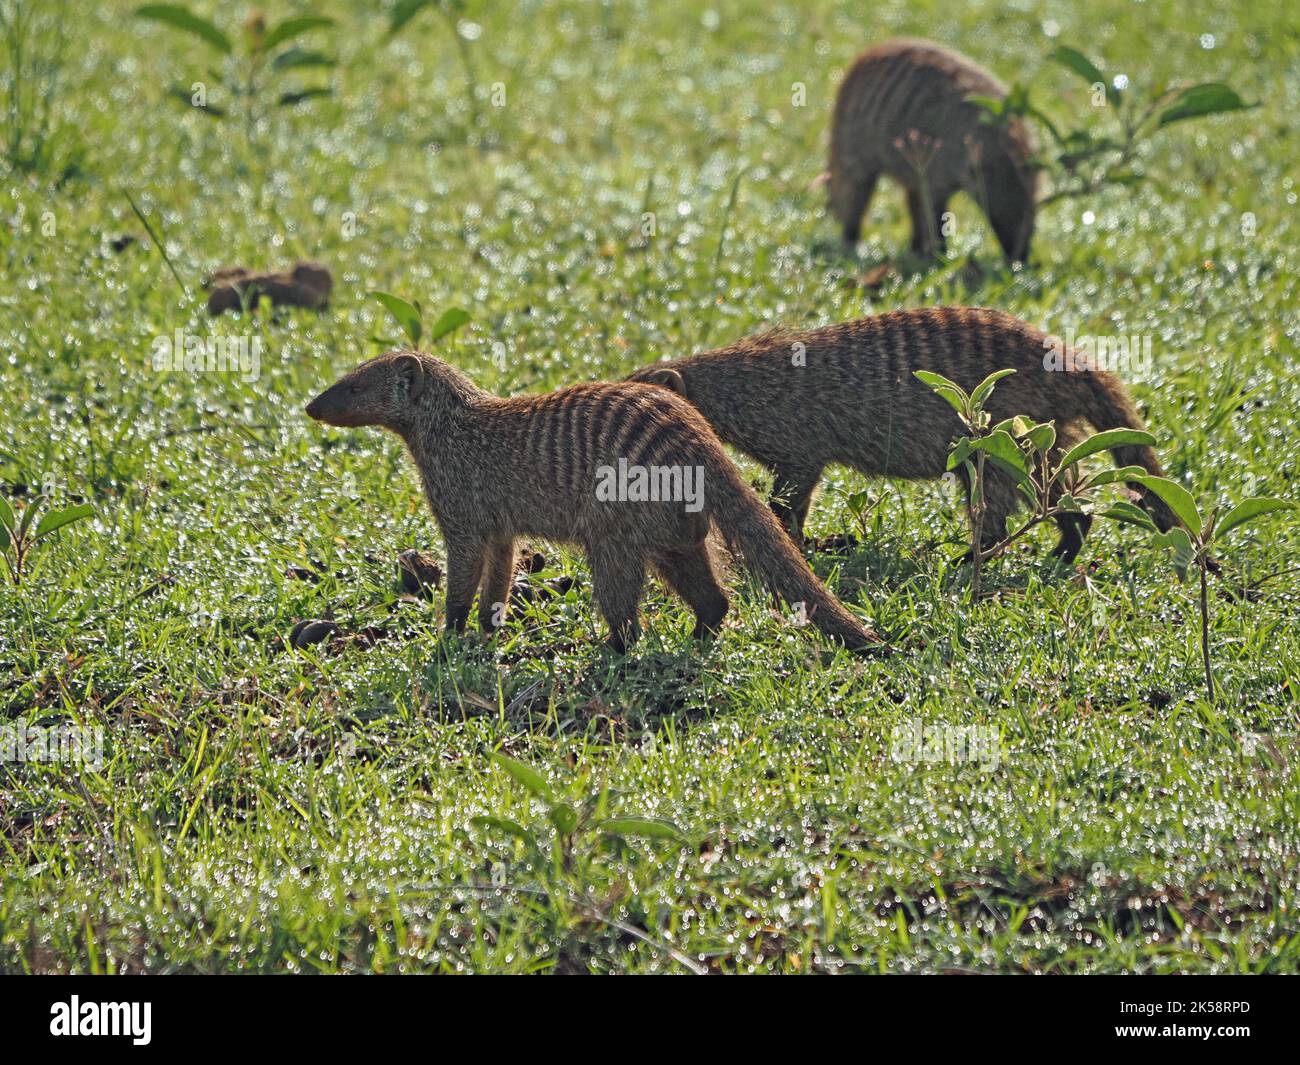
[
  {"left": 443, "top": 539, "right": 487, "bottom": 634},
  {"left": 959, "top": 468, "right": 1017, "bottom": 562},
  {"left": 906, "top": 185, "right": 951, "bottom": 257},
  {"left": 769, "top": 466, "right": 823, "bottom": 545},
  {"left": 655, "top": 544, "right": 729, "bottom": 639},
  {"left": 588, "top": 545, "right": 646, "bottom": 653},
  {"left": 478, "top": 537, "right": 516, "bottom": 633}
]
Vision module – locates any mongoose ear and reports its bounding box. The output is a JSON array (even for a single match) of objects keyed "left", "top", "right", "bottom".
[
  {"left": 647, "top": 368, "right": 686, "bottom": 396},
  {"left": 396, "top": 353, "right": 425, "bottom": 401}
]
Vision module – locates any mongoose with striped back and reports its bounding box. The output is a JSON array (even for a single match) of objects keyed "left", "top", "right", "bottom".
[
  {"left": 305, "top": 351, "right": 886, "bottom": 653},
  {"left": 627, "top": 307, "right": 1179, "bottom": 562},
  {"left": 828, "top": 38, "right": 1038, "bottom": 261}
]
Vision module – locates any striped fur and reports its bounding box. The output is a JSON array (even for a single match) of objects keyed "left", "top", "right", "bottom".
[
  {"left": 828, "top": 38, "right": 1038, "bottom": 261},
  {"left": 305, "top": 351, "right": 884, "bottom": 652},
  {"left": 628, "top": 307, "right": 1177, "bottom": 561}
]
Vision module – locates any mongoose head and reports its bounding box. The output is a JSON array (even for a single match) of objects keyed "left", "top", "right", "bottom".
[
  {"left": 291, "top": 261, "right": 333, "bottom": 297},
  {"left": 626, "top": 364, "right": 688, "bottom": 400},
  {"left": 306, "top": 350, "right": 465, "bottom": 435},
  {"left": 983, "top": 136, "right": 1038, "bottom": 263}
]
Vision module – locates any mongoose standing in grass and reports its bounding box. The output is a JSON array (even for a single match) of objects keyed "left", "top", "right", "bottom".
[
  {"left": 206, "top": 261, "right": 333, "bottom": 315},
  {"left": 628, "top": 306, "right": 1178, "bottom": 562},
  {"left": 305, "top": 351, "right": 885, "bottom": 653},
  {"left": 828, "top": 38, "right": 1038, "bottom": 261}
]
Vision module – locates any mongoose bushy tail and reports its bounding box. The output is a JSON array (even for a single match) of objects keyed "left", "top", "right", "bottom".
[
  {"left": 628, "top": 306, "right": 1178, "bottom": 563},
  {"left": 827, "top": 38, "right": 1038, "bottom": 261},
  {"left": 305, "top": 351, "right": 884, "bottom": 653},
  {"left": 703, "top": 452, "right": 882, "bottom": 648}
]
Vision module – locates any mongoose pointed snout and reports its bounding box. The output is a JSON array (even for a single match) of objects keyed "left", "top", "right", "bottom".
[{"left": 304, "top": 382, "right": 366, "bottom": 427}]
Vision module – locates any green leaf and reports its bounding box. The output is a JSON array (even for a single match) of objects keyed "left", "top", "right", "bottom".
[
  {"left": 490, "top": 753, "right": 552, "bottom": 799},
  {"left": 947, "top": 436, "right": 975, "bottom": 472},
  {"left": 135, "top": 5, "right": 232, "bottom": 54},
  {"left": 914, "top": 370, "right": 969, "bottom": 420},
  {"left": 1051, "top": 45, "right": 1106, "bottom": 91},
  {"left": 1059, "top": 428, "right": 1157, "bottom": 470},
  {"left": 1081, "top": 465, "right": 1149, "bottom": 489},
  {"left": 1024, "top": 422, "right": 1056, "bottom": 454},
  {"left": 968, "top": 94, "right": 1005, "bottom": 119},
  {"left": 167, "top": 86, "right": 226, "bottom": 116},
  {"left": 389, "top": 0, "right": 435, "bottom": 36},
  {"left": 469, "top": 815, "right": 535, "bottom": 844},
  {"left": 549, "top": 802, "right": 578, "bottom": 834},
  {"left": 426, "top": 306, "right": 472, "bottom": 344},
  {"left": 1098, "top": 501, "right": 1158, "bottom": 531},
  {"left": 369, "top": 291, "right": 423, "bottom": 346},
  {"left": 1157, "top": 83, "right": 1255, "bottom": 128},
  {"left": 599, "top": 816, "right": 683, "bottom": 841},
  {"left": 272, "top": 48, "right": 336, "bottom": 71},
  {"left": 277, "top": 88, "right": 332, "bottom": 108},
  {"left": 261, "top": 15, "right": 334, "bottom": 53},
  {"left": 971, "top": 430, "right": 1031, "bottom": 482},
  {"left": 33, "top": 503, "right": 95, "bottom": 541},
  {"left": 0, "top": 495, "right": 14, "bottom": 535},
  {"left": 969, "top": 368, "right": 1016, "bottom": 411},
  {"left": 1131, "top": 475, "right": 1203, "bottom": 537},
  {"left": 17, "top": 497, "right": 42, "bottom": 539},
  {"left": 1214, "top": 497, "right": 1296, "bottom": 540},
  {"left": 991, "top": 416, "right": 1033, "bottom": 438},
  {"left": 1154, "top": 526, "right": 1196, "bottom": 580}
]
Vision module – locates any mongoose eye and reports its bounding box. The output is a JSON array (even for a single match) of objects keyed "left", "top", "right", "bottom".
[{"left": 349, "top": 382, "right": 366, "bottom": 395}]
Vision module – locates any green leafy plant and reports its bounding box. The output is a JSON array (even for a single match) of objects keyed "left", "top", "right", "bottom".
[
  {"left": 0, "top": 494, "right": 94, "bottom": 585},
  {"left": 1101, "top": 480, "right": 1295, "bottom": 701},
  {"left": 369, "top": 291, "right": 470, "bottom": 348},
  {"left": 915, "top": 368, "right": 1160, "bottom": 599},
  {"left": 134, "top": 5, "right": 335, "bottom": 127},
  {"left": 974, "top": 43, "right": 1255, "bottom": 207},
  {"left": 469, "top": 753, "right": 695, "bottom": 968},
  {"left": 475, "top": 753, "right": 683, "bottom": 873}
]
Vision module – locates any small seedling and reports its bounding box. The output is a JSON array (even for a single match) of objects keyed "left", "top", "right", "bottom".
[
  {"left": 369, "top": 291, "right": 470, "bottom": 349},
  {"left": 0, "top": 494, "right": 95, "bottom": 585},
  {"left": 1102, "top": 480, "right": 1295, "bottom": 701}
]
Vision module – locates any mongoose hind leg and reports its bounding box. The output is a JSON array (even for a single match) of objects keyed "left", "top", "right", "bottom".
[
  {"left": 1045, "top": 458, "right": 1092, "bottom": 562},
  {"left": 769, "top": 465, "right": 823, "bottom": 546},
  {"left": 588, "top": 545, "right": 646, "bottom": 654},
  {"left": 655, "top": 542, "right": 729, "bottom": 639},
  {"left": 838, "top": 171, "right": 879, "bottom": 246},
  {"left": 443, "top": 539, "right": 487, "bottom": 633},
  {"left": 1050, "top": 513, "right": 1093, "bottom": 563},
  {"left": 478, "top": 536, "right": 516, "bottom": 632}
]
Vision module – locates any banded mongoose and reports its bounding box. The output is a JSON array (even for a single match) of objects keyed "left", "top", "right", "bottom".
[
  {"left": 827, "top": 38, "right": 1038, "bottom": 261},
  {"left": 305, "top": 351, "right": 885, "bottom": 653},
  {"left": 205, "top": 261, "right": 332, "bottom": 316},
  {"left": 627, "top": 306, "right": 1178, "bottom": 562}
]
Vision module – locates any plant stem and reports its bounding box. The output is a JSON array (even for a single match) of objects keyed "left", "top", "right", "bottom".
[
  {"left": 1199, "top": 556, "right": 1215, "bottom": 702},
  {"left": 970, "top": 453, "right": 986, "bottom": 600}
]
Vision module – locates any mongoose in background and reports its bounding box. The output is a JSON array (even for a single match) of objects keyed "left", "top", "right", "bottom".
[
  {"left": 206, "top": 261, "right": 333, "bottom": 315},
  {"left": 627, "top": 307, "right": 1178, "bottom": 562},
  {"left": 305, "top": 351, "right": 885, "bottom": 653},
  {"left": 827, "top": 38, "right": 1038, "bottom": 261}
]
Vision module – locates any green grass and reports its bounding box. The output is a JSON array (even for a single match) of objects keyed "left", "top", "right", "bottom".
[{"left": 1, "top": 0, "right": 1297, "bottom": 973}]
